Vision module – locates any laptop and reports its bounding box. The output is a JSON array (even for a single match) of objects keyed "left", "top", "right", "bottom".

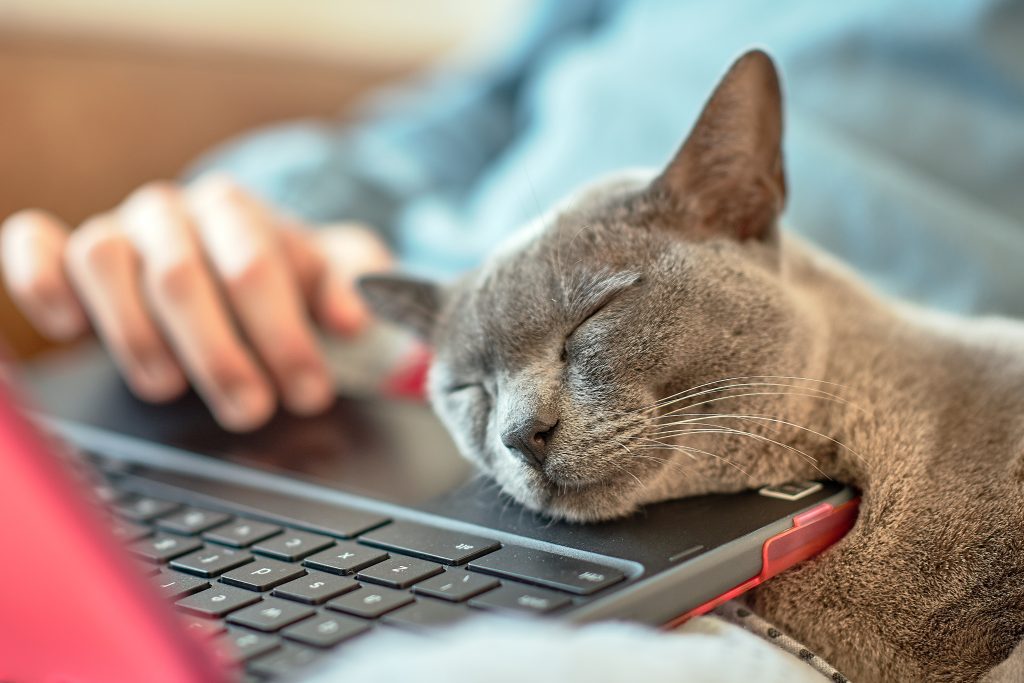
[{"left": 3, "top": 343, "right": 859, "bottom": 682}]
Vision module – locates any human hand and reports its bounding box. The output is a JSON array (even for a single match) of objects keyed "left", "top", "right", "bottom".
[{"left": 1, "top": 175, "right": 393, "bottom": 431}]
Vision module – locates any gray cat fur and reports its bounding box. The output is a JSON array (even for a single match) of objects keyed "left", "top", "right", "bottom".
[{"left": 358, "top": 51, "right": 1024, "bottom": 682}]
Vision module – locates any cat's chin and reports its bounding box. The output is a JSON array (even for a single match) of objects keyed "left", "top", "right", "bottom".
[
  {"left": 484, "top": 459, "right": 651, "bottom": 523},
  {"left": 519, "top": 479, "right": 644, "bottom": 523}
]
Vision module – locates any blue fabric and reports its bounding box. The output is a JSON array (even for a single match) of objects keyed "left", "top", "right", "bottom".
[{"left": 190, "top": 0, "right": 1024, "bottom": 317}]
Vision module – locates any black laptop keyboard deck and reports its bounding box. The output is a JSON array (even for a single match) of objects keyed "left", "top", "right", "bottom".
[{"left": 84, "top": 457, "right": 628, "bottom": 680}]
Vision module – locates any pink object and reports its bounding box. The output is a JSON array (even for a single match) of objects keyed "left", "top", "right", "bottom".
[
  {"left": 0, "top": 377, "right": 230, "bottom": 683},
  {"left": 383, "top": 344, "right": 431, "bottom": 400},
  {"left": 665, "top": 498, "right": 860, "bottom": 626}
]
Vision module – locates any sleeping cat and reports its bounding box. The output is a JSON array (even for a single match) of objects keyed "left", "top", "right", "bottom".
[{"left": 359, "top": 51, "right": 1024, "bottom": 682}]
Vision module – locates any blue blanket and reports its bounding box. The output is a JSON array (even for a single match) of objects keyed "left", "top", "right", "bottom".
[{"left": 191, "top": 0, "right": 1024, "bottom": 317}]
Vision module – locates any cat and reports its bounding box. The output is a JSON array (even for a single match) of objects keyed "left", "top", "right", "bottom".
[{"left": 358, "top": 51, "right": 1024, "bottom": 682}]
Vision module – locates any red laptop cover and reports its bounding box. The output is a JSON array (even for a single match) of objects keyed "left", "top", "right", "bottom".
[{"left": 0, "top": 377, "right": 228, "bottom": 683}]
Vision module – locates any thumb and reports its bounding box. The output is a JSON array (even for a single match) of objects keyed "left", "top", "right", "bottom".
[{"left": 310, "top": 223, "right": 394, "bottom": 336}]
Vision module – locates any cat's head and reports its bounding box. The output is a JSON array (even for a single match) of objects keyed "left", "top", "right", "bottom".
[{"left": 360, "top": 51, "right": 822, "bottom": 521}]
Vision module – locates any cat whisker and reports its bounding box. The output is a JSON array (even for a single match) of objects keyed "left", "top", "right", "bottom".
[
  {"left": 647, "top": 389, "right": 857, "bottom": 420},
  {"left": 650, "top": 412, "right": 866, "bottom": 464},
  {"left": 609, "top": 383, "right": 860, "bottom": 423},
  {"left": 629, "top": 439, "right": 753, "bottom": 479},
  {"left": 647, "top": 424, "right": 819, "bottom": 464},
  {"left": 607, "top": 460, "right": 645, "bottom": 488},
  {"left": 649, "top": 374, "right": 853, "bottom": 409},
  {"left": 651, "top": 383, "right": 858, "bottom": 415},
  {"left": 646, "top": 425, "right": 832, "bottom": 480}
]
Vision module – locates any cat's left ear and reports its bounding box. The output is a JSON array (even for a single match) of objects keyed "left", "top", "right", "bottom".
[
  {"left": 654, "top": 49, "right": 785, "bottom": 242},
  {"left": 357, "top": 274, "right": 443, "bottom": 340}
]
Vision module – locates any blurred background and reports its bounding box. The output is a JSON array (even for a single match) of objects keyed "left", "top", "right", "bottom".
[
  {"left": 2, "top": 0, "right": 1023, "bottom": 365},
  {"left": 0, "top": 0, "right": 526, "bottom": 358}
]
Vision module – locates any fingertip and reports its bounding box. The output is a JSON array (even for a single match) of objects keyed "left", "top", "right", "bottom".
[
  {"left": 319, "top": 289, "right": 372, "bottom": 337},
  {"left": 214, "top": 381, "right": 277, "bottom": 433},
  {"left": 282, "top": 367, "right": 335, "bottom": 417},
  {"left": 127, "top": 355, "right": 188, "bottom": 404}
]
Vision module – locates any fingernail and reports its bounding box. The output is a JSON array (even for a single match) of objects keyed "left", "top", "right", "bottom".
[
  {"left": 284, "top": 369, "right": 333, "bottom": 416},
  {"left": 132, "top": 356, "right": 184, "bottom": 403},
  {"left": 138, "top": 355, "right": 175, "bottom": 387},
  {"left": 219, "top": 383, "right": 273, "bottom": 431}
]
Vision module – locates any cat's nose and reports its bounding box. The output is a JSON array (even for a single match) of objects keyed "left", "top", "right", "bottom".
[{"left": 501, "top": 417, "right": 558, "bottom": 468}]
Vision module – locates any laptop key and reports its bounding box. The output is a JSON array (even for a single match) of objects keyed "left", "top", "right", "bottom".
[
  {"left": 227, "top": 597, "right": 315, "bottom": 632},
  {"left": 302, "top": 542, "right": 387, "bottom": 575},
  {"left": 360, "top": 522, "right": 500, "bottom": 565},
  {"left": 412, "top": 569, "right": 499, "bottom": 602},
  {"left": 139, "top": 469, "right": 388, "bottom": 539},
  {"left": 131, "top": 534, "right": 203, "bottom": 563},
  {"left": 467, "top": 547, "right": 625, "bottom": 595},
  {"left": 171, "top": 546, "right": 253, "bottom": 578},
  {"left": 153, "top": 569, "right": 210, "bottom": 599},
  {"left": 113, "top": 496, "right": 181, "bottom": 522},
  {"left": 133, "top": 559, "right": 161, "bottom": 576},
  {"left": 93, "top": 483, "right": 126, "bottom": 504},
  {"left": 217, "top": 629, "right": 281, "bottom": 663},
  {"left": 247, "top": 644, "right": 321, "bottom": 679},
  {"left": 253, "top": 531, "right": 334, "bottom": 561},
  {"left": 381, "top": 599, "right": 471, "bottom": 630},
  {"left": 111, "top": 519, "right": 152, "bottom": 542},
  {"left": 204, "top": 519, "right": 282, "bottom": 548},
  {"left": 272, "top": 571, "right": 358, "bottom": 605},
  {"left": 221, "top": 559, "right": 306, "bottom": 591},
  {"left": 326, "top": 586, "right": 413, "bottom": 619},
  {"left": 356, "top": 556, "right": 443, "bottom": 589},
  {"left": 180, "top": 615, "right": 226, "bottom": 638},
  {"left": 282, "top": 612, "right": 370, "bottom": 648},
  {"left": 176, "top": 585, "right": 262, "bottom": 617},
  {"left": 468, "top": 584, "right": 571, "bottom": 614},
  {"left": 156, "top": 508, "right": 232, "bottom": 535}
]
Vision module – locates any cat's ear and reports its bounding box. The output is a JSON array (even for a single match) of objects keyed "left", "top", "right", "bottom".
[
  {"left": 653, "top": 49, "right": 785, "bottom": 242},
  {"left": 357, "top": 274, "right": 442, "bottom": 339}
]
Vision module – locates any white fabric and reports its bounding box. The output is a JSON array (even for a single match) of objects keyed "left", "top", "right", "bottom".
[{"left": 302, "top": 615, "right": 824, "bottom": 683}]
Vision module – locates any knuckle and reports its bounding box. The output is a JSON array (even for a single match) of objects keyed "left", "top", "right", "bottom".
[
  {"left": 3, "top": 208, "right": 52, "bottom": 233},
  {"left": 223, "top": 251, "right": 274, "bottom": 292},
  {"left": 128, "top": 181, "right": 180, "bottom": 209},
  {"left": 148, "top": 256, "right": 205, "bottom": 304},
  {"left": 193, "top": 173, "right": 245, "bottom": 205},
  {"left": 66, "top": 218, "right": 125, "bottom": 273}
]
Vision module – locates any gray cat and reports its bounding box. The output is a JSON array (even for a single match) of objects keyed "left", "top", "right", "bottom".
[{"left": 359, "top": 51, "right": 1024, "bottom": 682}]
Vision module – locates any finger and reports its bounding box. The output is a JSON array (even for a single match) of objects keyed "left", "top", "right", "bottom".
[
  {"left": 120, "top": 182, "right": 275, "bottom": 432},
  {"left": 277, "top": 219, "right": 326, "bottom": 304},
  {"left": 1, "top": 210, "right": 88, "bottom": 339},
  {"left": 313, "top": 223, "right": 394, "bottom": 336},
  {"left": 187, "top": 175, "right": 333, "bottom": 417},
  {"left": 65, "top": 214, "right": 187, "bottom": 401}
]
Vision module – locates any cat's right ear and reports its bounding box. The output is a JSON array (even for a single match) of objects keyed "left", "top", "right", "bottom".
[
  {"left": 357, "top": 274, "right": 442, "bottom": 340},
  {"left": 653, "top": 49, "right": 785, "bottom": 243}
]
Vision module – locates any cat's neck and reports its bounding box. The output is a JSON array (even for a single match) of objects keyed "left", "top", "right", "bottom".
[{"left": 781, "top": 234, "right": 1024, "bottom": 493}]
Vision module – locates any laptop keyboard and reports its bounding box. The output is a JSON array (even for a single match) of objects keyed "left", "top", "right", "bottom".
[{"left": 84, "top": 462, "right": 628, "bottom": 680}]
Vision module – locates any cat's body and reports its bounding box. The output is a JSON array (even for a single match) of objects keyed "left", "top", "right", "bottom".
[
  {"left": 744, "top": 231, "right": 1024, "bottom": 681},
  {"left": 360, "top": 51, "right": 1024, "bottom": 681}
]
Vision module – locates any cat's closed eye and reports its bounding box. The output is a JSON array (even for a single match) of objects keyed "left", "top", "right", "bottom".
[
  {"left": 562, "top": 306, "right": 607, "bottom": 361},
  {"left": 445, "top": 383, "right": 485, "bottom": 394}
]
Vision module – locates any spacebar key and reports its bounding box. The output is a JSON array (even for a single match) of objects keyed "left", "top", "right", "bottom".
[{"left": 468, "top": 546, "right": 624, "bottom": 595}]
